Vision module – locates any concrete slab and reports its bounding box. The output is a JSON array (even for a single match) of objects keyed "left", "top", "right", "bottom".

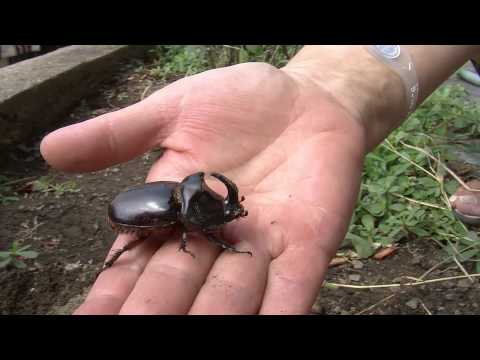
[{"left": 0, "top": 45, "right": 153, "bottom": 150}]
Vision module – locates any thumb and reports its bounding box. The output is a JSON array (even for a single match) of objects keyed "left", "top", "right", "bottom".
[{"left": 40, "top": 85, "right": 182, "bottom": 173}]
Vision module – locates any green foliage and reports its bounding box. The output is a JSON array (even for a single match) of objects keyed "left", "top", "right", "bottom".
[
  {"left": 32, "top": 176, "right": 80, "bottom": 197},
  {"left": 0, "top": 175, "right": 20, "bottom": 205},
  {"left": 148, "top": 45, "right": 301, "bottom": 80},
  {"left": 149, "top": 45, "right": 209, "bottom": 79},
  {"left": 0, "top": 175, "right": 80, "bottom": 205},
  {"left": 348, "top": 84, "right": 480, "bottom": 268},
  {"left": 0, "top": 242, "right": 38, "bottom": 269}
]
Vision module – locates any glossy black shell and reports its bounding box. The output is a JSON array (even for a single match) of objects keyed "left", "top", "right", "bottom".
[{"left": 108, "top": 181, "right": 179, "bottom": 228}]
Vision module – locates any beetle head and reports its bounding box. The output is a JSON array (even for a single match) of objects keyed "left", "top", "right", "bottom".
[
  {"left": 210, "top": 172, "right": 247, "bottom": 222},
  {"left": 177, "top": 172, "right": 247, "bottom": 229}
]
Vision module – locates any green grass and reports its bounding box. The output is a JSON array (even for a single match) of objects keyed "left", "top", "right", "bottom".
[
  {"left": 31, "top": 176, "right": 80, "bottom": 197},
  {"left": 348, "top": 84, "right": 480, "bottom": 271},
  {"left": 0, "top": 175, "right": 20, "bottom": 205},
  {"left": 0, "top": 175, "right": 80, "bottom": 204},
  {"left": 148, "top": 45, "right": 300, "bottom": 80},
  {"left": 0, "top": 241, "right": 38, "bottom": 269}
]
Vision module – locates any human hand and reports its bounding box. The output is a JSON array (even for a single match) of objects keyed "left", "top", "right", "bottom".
[{"left": 40, "top": 61, "right": 368, "bottom": 314}]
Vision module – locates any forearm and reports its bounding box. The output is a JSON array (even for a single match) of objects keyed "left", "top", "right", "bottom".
[
  {"left": 404, "top": 45, "right": 478, "bottom": 103},
  {"left": 283, "top": 45, "right": 480, "bottom": 150}
]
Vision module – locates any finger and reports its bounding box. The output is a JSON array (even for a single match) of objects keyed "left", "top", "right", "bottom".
[
  {"left": 118, "top": 233, "right": 220, "bottom": 314},
  {"left": 118, "top": 150, "right": 225, "bottom": 314},
  {"left": 188, "top": 228, "right": 270, "bottom": 315},
  {"left": 258, "top": 203, "right": 347, "bottom": 315},
  {"left": 40, "top": 88, "right": 181, "bottom": 173},
  {"left": 451, "top": 195, "right": 480, "bottom": 217},
  {"left": 74, "top": 231, "right": 164, "bottom": 315},
  {"left": 188, "top": 248, "right": 269, "bottom": 315},
  {"left": 258, "top": 244, "right": 330, "bottom": 315},
  {"left": 76, "top": 151, "right": 198, "bottom": 315}
]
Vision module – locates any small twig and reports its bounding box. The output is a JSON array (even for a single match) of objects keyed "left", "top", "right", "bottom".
[
  {"left": 270, "top": 45, "right": 280, "bottom": 64},
  {"left": 427, "top": 156, "right": 436, "bottom": 175},
  {"left": 140, "top": 82, "right": 152, "bottom": 101},
  {"left": 264, "top": 45, "right": 280, "bottom": 65},
  {"left": 434, "top": 154, "right": 453, "bottom": 210},
  {"left": 440, "top": 185, "right": 452, "bottom": 210},
  {"left": 384, "top": 139, "right": 470, "bottom": 212},
  {"left": 106, "top": 96, "right": 114, "bottom": 108},
  {"left": 355, "top": 294, "right": 396, "bottom": 315},
  {"left": 400, "top": 141, "right": 480, "bottom": 192},
  {"left": 383, "top": 140, "right": 436, "bottom": 179},
  {"left": 419, "top": 300, "right": 432, "bottom": 315},
  {"left": 222, "top": 45, "right": 242, "bottom": 51},
  {"left": 1, "top": 176, "right": 37, "bottom": 187},
  {"left": 452, "top": 254, "right": 474, "bottom": 282},
  {"left": 227, "top": 46, "right": 239, "bottom": 66},
  {"left": 419, "top": 258, "right": 448, "bottom": 280},
  {"left": 263, "top": 46, "right": 271, "bottom": 62},
  {"left": 324, "top": 272, "right": 480, "bottom": 289},
  {"left": 437, "top": 232, "right": 477, "bottom": 243},
  {"left": 391, "top": 192, "right": 448, "bottom": 211},
  {"left": 17, "top": 216, "right": 44, "bottom": 242}
]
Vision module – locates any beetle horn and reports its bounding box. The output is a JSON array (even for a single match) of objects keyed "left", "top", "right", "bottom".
[{"left": 210, "top": 172, "right": 239, "bottom": 206}]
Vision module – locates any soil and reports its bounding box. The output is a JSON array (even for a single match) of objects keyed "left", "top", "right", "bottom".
[
  {"left": 1, "top": 58, "right": 479, "bottom": 315},
  {"left": 316, "top": 241, "right": 479, "bottom": 315}
]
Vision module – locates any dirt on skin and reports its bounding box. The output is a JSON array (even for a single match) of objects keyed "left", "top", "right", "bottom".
[{"left": 1, "top": 59, "right": 479, "bottom": 315}]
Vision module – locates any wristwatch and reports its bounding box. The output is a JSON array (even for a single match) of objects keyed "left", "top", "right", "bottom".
[{"left": 365, "top": 45, "right": 419, "bottom": 117}]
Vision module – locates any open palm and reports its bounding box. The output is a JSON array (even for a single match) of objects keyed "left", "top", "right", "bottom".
[{"left": 41, "top": 62, "right": 367, "bottom": 314}]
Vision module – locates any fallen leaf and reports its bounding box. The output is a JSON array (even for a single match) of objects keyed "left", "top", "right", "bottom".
[
  {"left": 373, "top": 246, "right": 397, "bottom": 260},
  {"left": 329, "top": 257, "right": 348, "bottom": 267}
]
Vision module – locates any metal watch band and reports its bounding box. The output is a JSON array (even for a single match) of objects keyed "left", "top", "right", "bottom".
[{"left": 365, "top": 45, "right": 419, "bottom": 117}]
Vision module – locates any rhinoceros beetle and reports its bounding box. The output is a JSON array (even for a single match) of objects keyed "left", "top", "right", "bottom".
[{"left": 102, "top": 172, "right": 251, "bottom": 273}]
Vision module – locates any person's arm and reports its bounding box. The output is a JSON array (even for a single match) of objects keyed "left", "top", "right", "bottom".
[{"left": 283, "top": 45, "right": 480, "bottom": 150}]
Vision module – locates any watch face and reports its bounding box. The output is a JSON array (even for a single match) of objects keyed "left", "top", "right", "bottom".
[{"left": 375, "top": 45, "right": 400, "bottom": 59}]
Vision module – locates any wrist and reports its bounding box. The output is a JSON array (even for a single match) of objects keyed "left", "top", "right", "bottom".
[{"left": 282, "top": 45, "right": 409, "bottom": 150}]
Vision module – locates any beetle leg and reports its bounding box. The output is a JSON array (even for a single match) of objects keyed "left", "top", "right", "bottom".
[
  {"left": 102, "top": 245, "right": 133, "bottom": 270},
  {"left": 178, "top": 232, "right": 196, "bottom": 258},
  {"left": 97, "top": 230, "right": 151, "bottom": 278},
  {"left": 204, "top": 232, "right": 252, "bottom": 256}
]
